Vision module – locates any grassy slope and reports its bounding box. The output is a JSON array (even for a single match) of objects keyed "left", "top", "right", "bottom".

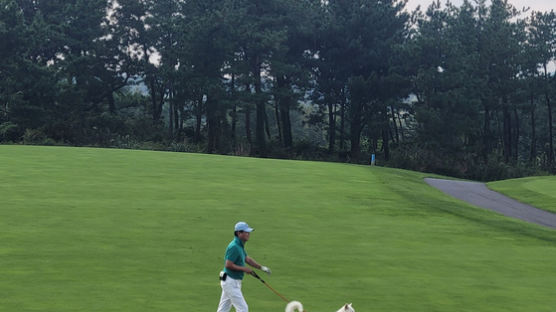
[
  {"left": 1, "top": 145, "right": 556, "bottom": 312},
  {"left": 488, "top": 176, "right": 556, "bottom": 214}
]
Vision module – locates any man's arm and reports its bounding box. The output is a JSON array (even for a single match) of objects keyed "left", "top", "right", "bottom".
[
  {"left": 246, "top": 256, "right": 271, "bottom": 274},
  {"left": 225, "top": 260, "right": 253, "bottom": 274},
  {"left": 245, "top": 256, "right": 262, "bottom": 269}
]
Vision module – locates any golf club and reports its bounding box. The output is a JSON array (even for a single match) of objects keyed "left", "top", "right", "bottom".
[{"left": 251, "top": 271, "right": 306, "bottom": 311}]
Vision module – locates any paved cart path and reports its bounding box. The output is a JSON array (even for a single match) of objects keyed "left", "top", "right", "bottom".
[{"left": 425, "top": 178, "right": 556, "bottom": 229}]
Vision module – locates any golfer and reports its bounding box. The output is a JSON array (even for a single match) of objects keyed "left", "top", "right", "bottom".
[{"left": 217, "top": 221, "right": 271, "bottom": 312}]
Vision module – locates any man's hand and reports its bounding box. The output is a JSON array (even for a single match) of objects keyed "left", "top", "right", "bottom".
[
  {"left": 261, "top": 266, "right": 271, "bottom": 275},
  {"left": 243, "top": 267, "right": 254, "bottom": 274}
]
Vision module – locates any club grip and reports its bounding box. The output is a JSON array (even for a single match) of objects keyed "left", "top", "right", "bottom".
[{"left": 251, "top": 271, "right": 263, "bottom": 282}]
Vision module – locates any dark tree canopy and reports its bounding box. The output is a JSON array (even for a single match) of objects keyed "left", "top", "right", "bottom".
[{"left": 1, "top": 0, "right": 555, "bottom": 180}]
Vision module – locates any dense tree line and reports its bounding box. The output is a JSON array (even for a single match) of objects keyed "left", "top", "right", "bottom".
[{"left": 1, "top": 0, "right": 555, "bottom": 180}]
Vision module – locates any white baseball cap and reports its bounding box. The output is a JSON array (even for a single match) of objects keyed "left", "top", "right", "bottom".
[{"left": 234, "top": 221, "right": 254, "bottom": 232}]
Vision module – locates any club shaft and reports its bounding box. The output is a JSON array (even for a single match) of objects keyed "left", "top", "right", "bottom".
[
  {"left": 261, "top": 281, "right": 289, "bottom": 303},
  {"left": 251, "top": 272, "right": 291, "bottom": 304}
]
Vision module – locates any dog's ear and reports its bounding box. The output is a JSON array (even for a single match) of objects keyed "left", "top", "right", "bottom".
[{"left": 344, "top": 304, "right": 349, "bottom": 309}]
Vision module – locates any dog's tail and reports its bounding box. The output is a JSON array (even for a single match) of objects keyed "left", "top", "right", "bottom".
[{"left": 285, "top": 301, "right": 304, "bottom": 312}]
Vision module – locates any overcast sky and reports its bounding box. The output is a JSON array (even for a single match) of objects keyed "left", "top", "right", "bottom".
[{"left": 404, "top": 0, "right": 556, "bottom": 13}]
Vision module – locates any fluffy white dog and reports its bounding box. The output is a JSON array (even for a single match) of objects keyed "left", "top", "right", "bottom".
[
  {"left": 336, "top": 303, "right": 355, "bottom": 312},
  {"left": 285, "top": 301, "right": 355, "bottom": 312}
]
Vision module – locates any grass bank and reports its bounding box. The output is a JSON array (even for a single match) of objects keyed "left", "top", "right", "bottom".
[
  {"left": 1, "top": 145, "right": 555, "bottom": 311},
  {"left": 488, "top": 176, "right": 556, "bottom": 214}
]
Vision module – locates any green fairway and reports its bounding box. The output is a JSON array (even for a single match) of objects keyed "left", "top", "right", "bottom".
[
  {"left": 1, "top": 145, "right": 556, "bottom": 312},
  {"left": 488, "top": 176, "right": 556, "bottom": 214}
]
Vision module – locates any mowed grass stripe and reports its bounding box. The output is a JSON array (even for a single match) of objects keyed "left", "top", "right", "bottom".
[{"left": 1, "top": 145, "right": 555, "bottom": 312}]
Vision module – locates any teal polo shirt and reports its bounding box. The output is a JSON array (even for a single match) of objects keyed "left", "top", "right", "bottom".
[{"left": 223, "top": 236, "right": 247, "bottom": 280}]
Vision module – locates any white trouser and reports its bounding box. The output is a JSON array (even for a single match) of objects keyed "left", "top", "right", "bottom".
[{"left": 217, "top": 276, "right": 248, "bottom": 312}]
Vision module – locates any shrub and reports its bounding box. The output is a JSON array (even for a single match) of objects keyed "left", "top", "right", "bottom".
[
  {"left": 22, "top": 128, "right": 56, "bottom": 146},
  {"left": 170, "top": 142, "right": 205, "bottom": 153},
  {"left": 0, "top": 122, "right": 21, "bottom": 142}
]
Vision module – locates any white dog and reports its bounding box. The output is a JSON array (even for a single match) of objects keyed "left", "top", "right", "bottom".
[
  {"left": 285, "top": 301, "right": 355, "bottom": 312},
  {"left": 336, "top": 303, "right": 355, "bottom": 312}
]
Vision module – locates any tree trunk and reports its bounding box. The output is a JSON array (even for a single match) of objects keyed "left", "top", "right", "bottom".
[
  {"left": 231, "top": 102, "right": 237, "bottom": 145},
  {"left": 545, "top": 64, "right": 554, "bottom": 166},
  {"left": 169, "top": 92, "right": 174, "bottom": 138},
  {"left": 390, "top": 105, "right": 399, "bottom": 144},
  {"left": 245, "top": 82, "right": 252, "bottom": 146},
  {"left": 253, "top": 59, "right": 266, "bottom": 156},
  {"left": 274, "top": 99, "right": 282, "bottom": 142},
  {"left": 276, "top": 76, "right": 293, "bottom": 148},
  {"left": 502, "top": 104, "right": 512, "bottom": 164},
  {"left": 546, "top": 91, "right": 554, "bottom": 166},
  {"left": 174, "top": 103, "right": 180, "bottom": 138},
  {"left": 180, "top": 104, "right": 185, "bottom": 131},
  {"left": 482, "top": 105, "right": 491, "bottom": 162},
  {"left": 280, "top": 99, "right": 292, "bottom": 149},
  {"left": 149, "top": 77, "right": 165, "bottom": 122},
  {"left": 206, "top": 95, "right": 218, "bottom": 154},
  {"left": 149, "top": 78, "right": 158, "bottom": 121},
  {"left": 264, "top": 107, "right": 271, "bottom": 141},
  {"left": 108, "top": 92, "right": 116, "bottom": 114},
  {"left": 339, "top": 88, "right": 346, "bottom": 150},
  {"left": 396, "top": 108, "right": 404, "bottom": 141},
  {"left": 173, "top": 92, "right": 179, "bottom": 138},
  {"left": 274, "top": 78, "right": 283, "bottom": 144},
  {"left": 157, "top": 88, "right": 164, "bottom": 122},
  {"left": 350, "top": 101, "right": 363, "bottom": 161},
  {"left": 231, "top": 74, "right": 237, "bottom": 147},
  {"left": 382, "top": 123, "right": 390, "bottom": 161},
  {"left": 194, "top": 95, "right": 203, "bottom": 143},
  {"left": 530, "top": 90, "right": 537, "bottom": 164},
  {"left": 328, "top": 99, "right": 336, "bottom": 153},
  {"left": 513, "top": 107, "right": 519, "bottom": 163}
]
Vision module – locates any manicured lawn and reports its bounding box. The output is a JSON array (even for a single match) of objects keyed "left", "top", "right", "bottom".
[
  {"left": 488, "top": 176, "right": 556, "bottom": 214},
  {"left": 1, "top": 145, "right": 556, "bottom": 312}
]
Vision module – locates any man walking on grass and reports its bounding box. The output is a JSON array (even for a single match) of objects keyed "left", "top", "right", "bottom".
[{"left": 217, "top": 221, "right": 271, "bottom": 312}]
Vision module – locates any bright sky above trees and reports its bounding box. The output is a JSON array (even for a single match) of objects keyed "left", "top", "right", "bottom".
[{"left": 405, "top": 0, "right": 555, "bottom": 12}]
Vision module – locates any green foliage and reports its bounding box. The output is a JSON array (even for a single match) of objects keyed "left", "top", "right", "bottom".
[
  {"left": 0, "top": 121, "right": 21, "bottom": 142},
  {"left": 22, "top": 128, "right": 57, "bottom": 146},
  {"left": 387, "top": 143, "right": 548, "bottom": 181},
  {"left": 407, "top": 0, "right": 556, "bottom": 178},
  {"left": 169, "top": 142, "right": 205, "bottom": 153}
]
